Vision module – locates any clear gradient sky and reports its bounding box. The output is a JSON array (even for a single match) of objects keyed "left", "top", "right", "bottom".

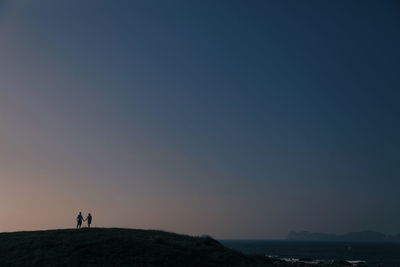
[{"left": 0, "top": 0, "right": 399, "bottom": 239}]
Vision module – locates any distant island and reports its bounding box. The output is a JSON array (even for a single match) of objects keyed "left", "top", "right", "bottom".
[{"left": 288, "top": 230, "right": 400, "bottom": 242}]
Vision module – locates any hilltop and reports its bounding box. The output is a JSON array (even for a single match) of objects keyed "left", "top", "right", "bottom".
[
  {"left": 0, "top": 228, "right": 365, "bottom": 266},
  {"left": 0, "top": 228, "right": 275, "bottom": 267}
]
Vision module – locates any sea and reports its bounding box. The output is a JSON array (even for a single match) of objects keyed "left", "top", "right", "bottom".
[{"left": 220, "top": 240, "right": 400, "bottom": 267}]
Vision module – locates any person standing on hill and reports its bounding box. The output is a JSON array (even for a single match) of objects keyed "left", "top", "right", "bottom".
[
  {"left": 76, "top": 212, "right": 84, "bottom": 229},
  {"left": 86, "top": 213, "right": 92, "bottom": 228}
]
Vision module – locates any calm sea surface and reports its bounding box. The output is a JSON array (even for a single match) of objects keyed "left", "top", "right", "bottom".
[{"left": 220, "top": 240, "right": 400, "bottom": 267}]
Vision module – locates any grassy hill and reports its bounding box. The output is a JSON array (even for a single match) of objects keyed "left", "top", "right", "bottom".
[
  {"left": 0, "top": 228, "right": 367, "bottom": 266},
  {"left": 0, "top": 228, "right": 275, "bottom": 267}
]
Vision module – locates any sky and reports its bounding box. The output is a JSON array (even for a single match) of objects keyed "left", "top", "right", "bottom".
[{"left": 0, "top": 0, "right": 399, "bottom": 239}]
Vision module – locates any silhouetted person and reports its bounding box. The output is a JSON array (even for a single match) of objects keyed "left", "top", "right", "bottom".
[
  {"left": 76, "top": 212, "right": 84, "bottom": 229},
  {"left": 86, "top": 213, "right": 92, "bottom": 228}
]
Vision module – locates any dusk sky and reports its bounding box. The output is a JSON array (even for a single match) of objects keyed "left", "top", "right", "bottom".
[{"left": 0, "top": 0, "right": 399, "bottom": 239}]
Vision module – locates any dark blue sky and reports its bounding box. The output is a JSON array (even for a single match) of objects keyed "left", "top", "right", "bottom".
[{"left": 0, "top": 0, "right": 399, "bottom": 238}]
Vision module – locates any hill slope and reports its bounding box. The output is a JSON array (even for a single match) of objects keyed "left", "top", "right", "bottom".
[{"left": 0, "top": 228, "right": 273, "bottom": 267}]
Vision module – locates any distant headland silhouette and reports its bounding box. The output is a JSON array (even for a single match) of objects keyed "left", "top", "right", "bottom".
[{"left": 288, "top": 230, "right": 400, "bottom": 242}]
